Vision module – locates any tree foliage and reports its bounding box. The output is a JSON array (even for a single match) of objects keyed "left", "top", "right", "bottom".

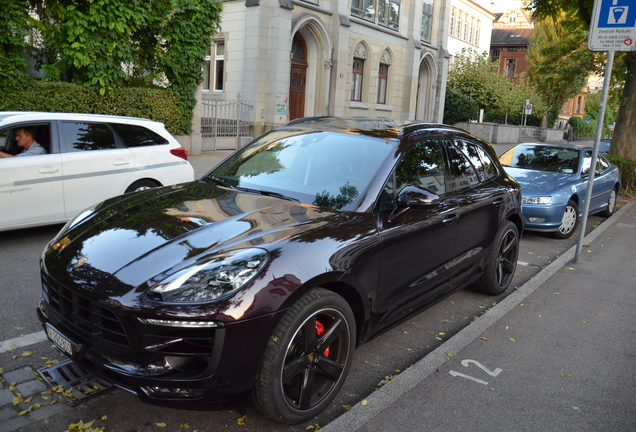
[
  {"left": 526, "top": 13, "right": 595, "bottom": 120},
  {"left": 0, "top": 0, "right": 31, "bottom": 87},
  {"left": 530, "top": 0, "right": 636, "bottom": 159},
  {"left": 447, "top": 48, "right": 547, "bottom": 122},
  {"left": 20, "top": 0, "right": 222, "bottom": 132}
]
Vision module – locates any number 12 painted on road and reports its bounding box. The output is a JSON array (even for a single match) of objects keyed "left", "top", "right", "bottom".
[{"left": 449, "top": 359, "right": 502, "bottom": 386}]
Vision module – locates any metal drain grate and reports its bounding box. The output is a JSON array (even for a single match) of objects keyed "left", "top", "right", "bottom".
[{"left": 37, "top": 359, "right": 113, "bottom": 405}]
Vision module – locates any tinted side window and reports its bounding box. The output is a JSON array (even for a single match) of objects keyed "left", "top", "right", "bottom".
[
  {"left": 454, "top": 139, "right": 497, "bottom": 181},
  {"left": 61, "top": 122, "right": 116, "bottom": 152},
  {"left": 378, "top": 139, "right": 446, "bottom": 211},
  {"left": 446, "top": 143, "right": 479, "bottom": 192},
  {"left": 110, "top": 123, "right": 169, "bottom": 147},
  {"left": 396, "top": 139, "right": 446, "bottom": 195}
]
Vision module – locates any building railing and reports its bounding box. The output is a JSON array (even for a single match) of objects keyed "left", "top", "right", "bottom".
[{"left": 201, "top": 95, "right": 253, "bottom": 140}]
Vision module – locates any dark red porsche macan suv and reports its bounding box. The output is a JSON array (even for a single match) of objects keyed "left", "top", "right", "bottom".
[{"left": 38, "top": 118, "right": 522, "bottom": 424}]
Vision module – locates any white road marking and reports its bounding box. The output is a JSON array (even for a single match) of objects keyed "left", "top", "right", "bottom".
[{"left": 0, "top": 330, "right": 47, "bottom": 354}]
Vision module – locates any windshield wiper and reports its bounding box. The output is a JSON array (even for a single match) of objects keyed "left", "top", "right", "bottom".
[
  {"left": 235, "top": 186, "right": 300, "bottom": 202},
  {"left": 207, "top": 176, "right": 236, "bottom": 189}
]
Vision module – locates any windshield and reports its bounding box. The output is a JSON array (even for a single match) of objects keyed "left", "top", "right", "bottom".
[
  {"left": 499, "top": 145, "right": 580, "bottom": 174},
  {"left": 203, "top": 129, "right": 396, "bottom": 211}
]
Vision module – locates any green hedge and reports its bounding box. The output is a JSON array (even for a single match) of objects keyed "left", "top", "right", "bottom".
[{"left": 0, "top": 81, "right": 189, "bottom": 135}]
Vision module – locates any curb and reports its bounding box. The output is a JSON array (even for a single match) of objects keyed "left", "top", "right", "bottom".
[{"left": 322, "top": 201, "right": 633, "bottom": 432}]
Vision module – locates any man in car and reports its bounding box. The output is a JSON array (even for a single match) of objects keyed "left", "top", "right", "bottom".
[{"left": 0, "top": 127, "right": 47, "bottom": 158}]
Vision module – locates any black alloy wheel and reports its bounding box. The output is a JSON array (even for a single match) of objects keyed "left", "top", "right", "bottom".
[
  {"left": 253, "top": 288, "right": 355, "bottom": 424},
  {"left": 475, "top": 220, "right": 519, "bottom": 295}
]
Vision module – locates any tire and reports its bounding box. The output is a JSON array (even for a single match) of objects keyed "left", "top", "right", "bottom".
[
  {"left": 474, "top": 220, "right": 519, "bottom": 295},
  {"left": 253, "top": 288, "right": 356, "bottom": 424},
  {"left": 125, "top": 179, "right": 160, "bottom": 193},
  {"left": 599, "top": 188, "right": 617, "bottom": 218},
  {"left": 552, "top": 200, "right": 578, "bottom": 239}
]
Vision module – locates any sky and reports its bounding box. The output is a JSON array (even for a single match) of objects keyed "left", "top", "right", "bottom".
[{"left": 475, "top": 0, "right": 529, "bottom": 13}]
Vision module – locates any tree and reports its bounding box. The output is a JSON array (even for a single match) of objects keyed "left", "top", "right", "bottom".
[
  {"left": 447, "top": 48, "right": 547, "bottom": 123},
  {"left": 0, "top": 0, "right": 31, "bottom": 88},
  {"left": 526, "top": 12, "right": 595, "bottom": 125},
  {"left": 531, "top": 0, "right": 636, "bottom": 159},
  {"left": 27, "top": 0, "right": 223, "bottom": 131}
]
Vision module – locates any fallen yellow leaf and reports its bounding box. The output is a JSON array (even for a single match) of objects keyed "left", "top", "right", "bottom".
[
  {"left": 361, "top": 400, "right": 368, "bottom": 406},
  {"left": 509, "top": 338, "right": 516, "bottom": 343}
]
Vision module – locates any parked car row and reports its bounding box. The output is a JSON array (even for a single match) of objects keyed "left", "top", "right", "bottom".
[
  {"left": 1, "top": 111, "right": 617, "bottom": 424},
  {"left": 0, "top": 112, "right": 194, "bottom": 231}
]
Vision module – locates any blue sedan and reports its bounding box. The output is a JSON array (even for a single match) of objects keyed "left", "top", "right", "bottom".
[{"left": 499, "top": 143, "right": 620, "bottom": 239}]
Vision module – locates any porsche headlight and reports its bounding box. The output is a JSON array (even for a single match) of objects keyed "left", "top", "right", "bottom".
[
  {"left": 522, "top": 196, "right": 552, "bottom": 205},
  {"left": 148, "top": 248, "right": 269, "bottom": 303}
]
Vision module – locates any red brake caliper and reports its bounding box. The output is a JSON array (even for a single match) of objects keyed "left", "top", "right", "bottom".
[{"left": 315, "top": 320, "right": 330, "bottom": 357}]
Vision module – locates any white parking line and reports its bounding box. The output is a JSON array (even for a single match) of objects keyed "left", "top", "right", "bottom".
[{"left": 0, "top": 331, "right": 47, "bottom": 354}]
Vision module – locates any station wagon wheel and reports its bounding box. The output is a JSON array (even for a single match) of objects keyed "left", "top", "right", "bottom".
[
  {"left": 253, "top": 288, "right": 355, "bottom": 424},
  {"left": 125, "top": 179, "right": 160, "bottom": 193},
  {"left": 553, "top": 200, "right": 578, "bottom": 239},
  {"left": 475, "top": 220, "right": 519, "bottom": 295},
  {"left": 600, "top": 188, "right": 617, "bottom": 217}
]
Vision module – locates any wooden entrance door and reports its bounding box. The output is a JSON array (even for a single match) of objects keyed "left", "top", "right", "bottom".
[{"left": 289, "top": 34, "right": 308, "bottom": 121}]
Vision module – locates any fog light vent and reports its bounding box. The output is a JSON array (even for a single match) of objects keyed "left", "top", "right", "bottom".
[{"left": 142, "top": 386, "right": 206, "bottom": 399}]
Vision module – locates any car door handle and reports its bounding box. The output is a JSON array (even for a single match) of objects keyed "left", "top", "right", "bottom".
[
  {"left": 443, "top": 214, "right": 459, "bottom": 224},
  {"left": 39, "top": 167, "right": 59, "bottom": 174},
  {"left": 113, "top": 159, "right": 131, "bottom": 166},
  {"left": 493, "top": 198, "right": 504, "bottom": 206}
]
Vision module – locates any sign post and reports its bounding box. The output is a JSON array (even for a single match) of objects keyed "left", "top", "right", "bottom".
[{"left": 575, "top": 0, "right": 636, "bottom": 262}]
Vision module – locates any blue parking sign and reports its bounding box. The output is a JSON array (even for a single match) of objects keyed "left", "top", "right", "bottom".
[
  {"left": 589, "top": 0, "right": 636, "bottom": 51},
  {"left": 597, "top": 0, "right": 636, "bottom": 28}
]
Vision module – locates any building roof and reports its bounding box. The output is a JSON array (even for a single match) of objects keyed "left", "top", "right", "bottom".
[{"left": 490, "top": 28, "right": 534, "bottom": 46}]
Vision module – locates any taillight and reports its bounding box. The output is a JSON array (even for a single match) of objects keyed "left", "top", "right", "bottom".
[{"left": 170, "top": 147, "right": 188, "bottom": 161}]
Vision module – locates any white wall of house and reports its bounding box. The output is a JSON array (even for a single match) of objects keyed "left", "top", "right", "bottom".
[
  {"left": 201, "top": 0, "right": 452, "bottom": 138},
  {"left": 447, "top": 0, "right": 495, "bottom": 63}
]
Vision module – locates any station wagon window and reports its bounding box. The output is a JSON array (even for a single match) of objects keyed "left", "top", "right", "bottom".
[
  {"left": 445, "top": 142, "right": 479, "bottom": 192},
  {"left": 453, "top": 139, "right": 497, "bottom": 182},
  {"left": 60, "top": 122, "right": 116, "bottom": 152},
  {"left": 110, "top": 124, "right": 169, "bottom": 147}
]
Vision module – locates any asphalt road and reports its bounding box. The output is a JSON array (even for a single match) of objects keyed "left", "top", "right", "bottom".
[{"left": 0, "top": 207, "right": 613, "bottom": 432}]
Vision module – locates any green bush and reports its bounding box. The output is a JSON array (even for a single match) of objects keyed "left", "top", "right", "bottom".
[
  {"left": 568, "top": 116, "right": 595, "bottom": 140},
  {"left": 0, "top": 81, "right": 188, "bottom": 135},
  {"left": 444, "top": 88, "right": 479, "bottom": 125}
]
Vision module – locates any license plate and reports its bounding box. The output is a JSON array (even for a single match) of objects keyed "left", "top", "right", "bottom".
[{"left": 45, "top": 324, "right": 75, "bottom": 356}]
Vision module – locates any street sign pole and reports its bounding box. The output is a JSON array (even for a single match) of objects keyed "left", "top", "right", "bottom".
[
  {"left": 575, "top": 0, "right": 635, "bottom": 262},
  {"left": 574, "top": 50, "right": 614, "bottom": 262}
]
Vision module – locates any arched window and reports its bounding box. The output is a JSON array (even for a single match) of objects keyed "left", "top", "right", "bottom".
[
  {"left": 377, "top": 50, "right": 392, "bottom": 104},
  {"left": 351, "top": 43, "right": 368, "bottom": 102}
]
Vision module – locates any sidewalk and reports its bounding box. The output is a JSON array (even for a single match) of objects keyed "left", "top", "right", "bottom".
[{"left": 324, "top": 201, "right": 636, "bottom": 432}]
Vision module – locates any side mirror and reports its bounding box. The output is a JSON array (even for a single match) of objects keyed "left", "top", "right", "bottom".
[{"left": 396, "top": 186, "right": 440, "bottom": 209}]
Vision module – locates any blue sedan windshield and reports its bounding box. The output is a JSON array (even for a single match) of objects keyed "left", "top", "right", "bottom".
[{"left": 500, "top": 145, "right": 580, "bottom": 174}]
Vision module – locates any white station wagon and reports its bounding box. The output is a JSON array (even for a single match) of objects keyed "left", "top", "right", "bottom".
[{"left": 0, "top": 112, "right": 194, "bottom": 231}]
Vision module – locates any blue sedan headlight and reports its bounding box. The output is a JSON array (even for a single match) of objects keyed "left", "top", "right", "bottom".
[
  {"left": 522, "top": 196, "right": 553, "bottom": 205},
  {"left": 149, "top": 248, "right": 269, "bottom": 303}
]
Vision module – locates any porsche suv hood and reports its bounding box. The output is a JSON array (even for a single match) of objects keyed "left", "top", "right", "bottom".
[{"left": 43, "top": 181, "right": 340, "bottom": 294}]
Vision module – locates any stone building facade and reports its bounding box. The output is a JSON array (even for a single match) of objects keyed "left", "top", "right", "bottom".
[{"left": 200, "top": 0, "right": 452, "bottom": 137}]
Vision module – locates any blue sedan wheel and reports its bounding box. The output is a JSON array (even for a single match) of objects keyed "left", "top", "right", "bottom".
[
  {"left": 553, "top": 200, "right": 579, "bottom": 239},
  {"left": 600, "top": 188, "right": 617, "bottom": 217}
]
